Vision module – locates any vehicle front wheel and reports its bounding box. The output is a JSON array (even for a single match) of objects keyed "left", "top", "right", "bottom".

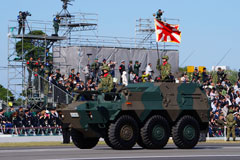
[
  {"left": 71, "top": 129, "right": 99, "bottom": 149},
  {"left": 107, "top": 115, "right": 139, "bottom": 150}
]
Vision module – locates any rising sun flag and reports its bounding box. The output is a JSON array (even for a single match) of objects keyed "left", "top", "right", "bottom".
[{"left": 154, "top": 19, "right": 181, "bottom": 43}]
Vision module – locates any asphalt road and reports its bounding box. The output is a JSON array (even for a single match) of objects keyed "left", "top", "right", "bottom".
[{"left": 1, "top": 143, "right": 240, "bottom": 160}]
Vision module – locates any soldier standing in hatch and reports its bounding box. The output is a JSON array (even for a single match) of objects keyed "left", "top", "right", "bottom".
[
  {"left": 98, "top": 67, "right": 114, "bottom": 93},
  {"left": 53, "top": 15, "right": 61, "bottom": 36},
  {"left": 157, "top": 55, "right": 171, "bottom": 81},
  {"left": 226, "top": 109, "right": 236, "bottom": 141}
]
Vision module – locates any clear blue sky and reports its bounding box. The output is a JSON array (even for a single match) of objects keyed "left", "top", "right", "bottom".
[{"left": 0, "top": 0, "right": 240, "bottom": 87}]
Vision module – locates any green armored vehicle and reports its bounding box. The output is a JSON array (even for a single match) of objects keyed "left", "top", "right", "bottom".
[{"left": 58, "top": 82, "right": 210, "bottom": 150}]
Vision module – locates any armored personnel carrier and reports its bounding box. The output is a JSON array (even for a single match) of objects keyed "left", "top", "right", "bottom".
[{"left": 58, "top": 82, "right": 210, "bottom": 150}]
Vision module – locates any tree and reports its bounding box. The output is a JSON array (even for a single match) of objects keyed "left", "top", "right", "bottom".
[
  {"left": 15, "top": 30, "right": 48, "bottom": 60},
  {"left": 0, "top": 84, "right": 13, "bottom": 102}
]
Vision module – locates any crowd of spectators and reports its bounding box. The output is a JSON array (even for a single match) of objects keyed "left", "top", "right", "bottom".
[
  {"left": 180, "top": 67, "right": 240, "bottom": 137},
  {"left": 3, "top": 57, "right": 240, "bottom": 138},
  {"left": 0, "top": 107, "right": 61, "bottom": 135}
]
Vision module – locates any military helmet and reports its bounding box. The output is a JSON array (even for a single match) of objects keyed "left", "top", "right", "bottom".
[{"left": 162, "top": 55, "right": 169, "bottom": 60}]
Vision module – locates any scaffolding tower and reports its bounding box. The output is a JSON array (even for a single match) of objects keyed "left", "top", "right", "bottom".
[
  {"left": 7, "top": 19, "right": 67, "bottom": 109},
  {"left": 7, "top": 0, "right": 98, "bottom": 109}
]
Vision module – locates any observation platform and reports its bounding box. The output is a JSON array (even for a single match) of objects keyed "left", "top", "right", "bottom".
[
  {"left": 138, "top": 29, "right": 155, "bottom": 32},
  {"left": 60, "top": 22, "right": 97, "bottom": 27},
  {"left": 12, "top": 34, "right": 67, "bottom": 41}
]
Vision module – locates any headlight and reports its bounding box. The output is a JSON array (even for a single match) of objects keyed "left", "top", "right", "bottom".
[{"left": 70, "top": 112, "right": 79, "bottom": 118}]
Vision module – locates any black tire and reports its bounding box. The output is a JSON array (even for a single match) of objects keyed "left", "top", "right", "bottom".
[
  {"left": 141, "top": 115, "right": 170, "bottom": 149},
  {"left": 172, "top": 115, "right": 200, "bottom": 149},
  {"left": 104, "top": 132, "right": 113, "bottom": 148},
  {"left": 137, "top": 137, "right": 146, "bottom": 148},
  {"left": 71, "top": 129, "right": 99, "bottom": 149},
  {"left": 108, "top": 115, "right": 139, "bottom": 150}
]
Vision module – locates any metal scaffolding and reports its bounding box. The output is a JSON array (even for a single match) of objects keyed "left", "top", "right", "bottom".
[{"left": 7, "top": 0, "right": 180, "bottom": 109}]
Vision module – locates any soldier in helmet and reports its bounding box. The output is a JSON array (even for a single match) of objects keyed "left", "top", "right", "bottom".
[
  {"left": 157, "top": 56, "right": 171, "bottom": 81},
  {"left": 98, "top": 66, "right": 114, "bottom": 93},
  {"left": 226, "top": 109, "right": 236, "bottom": 141}
]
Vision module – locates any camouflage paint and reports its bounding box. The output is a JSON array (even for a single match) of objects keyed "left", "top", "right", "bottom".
[{"left": 58, "top": 82, "right": 210, "bottom": 138}]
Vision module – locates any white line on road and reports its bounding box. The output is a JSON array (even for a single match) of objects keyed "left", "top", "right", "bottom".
[
  {"left": 39, "top": 154, "right": 240, "bottom": 160},
  {"left": 0, "top": 148, "right": 79, "bottom": 153}
]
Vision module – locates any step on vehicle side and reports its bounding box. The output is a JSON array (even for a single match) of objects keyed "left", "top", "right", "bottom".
[{"left": 57, "top": 82, "right": 210, "bottom": 150}]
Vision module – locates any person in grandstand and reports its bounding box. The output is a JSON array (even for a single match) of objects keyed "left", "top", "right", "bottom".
[{"left": 119, "top": 60, "right": 126, "bottom": 84}]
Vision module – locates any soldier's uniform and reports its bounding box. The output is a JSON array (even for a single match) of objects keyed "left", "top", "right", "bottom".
[
  {"left": 101, "top": 59, "right": 110, "bottom": 71},
  {"left": 98, "top": 67, "right": 114, "bottom": 93},
  {"left": 158, "top": 56, "right": 171, "bottom": 81},
  {"left": 134, "top": 61, "right": 141, "bottom": 76},
  {"left": 91, "top": 59, "right": 101, "bottom": 82},
  {"left": 226, "top": 109, "right": 236, "bottom": 141}
]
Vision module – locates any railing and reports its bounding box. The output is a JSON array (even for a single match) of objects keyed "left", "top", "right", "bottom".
[
  {"left": 208, "top": 126, "right": 240, "bottom": 140},
  {"left": 25, "top": 67, "right": 73, "bottom": 109},
  {"left": 63, "top": 35, "right": 179, "bottom": 49},
  {"left": 0, "top": 125, "right": 62, "bottom": 136}
]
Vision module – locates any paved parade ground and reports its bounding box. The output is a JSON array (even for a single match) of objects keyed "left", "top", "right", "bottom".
[{"left": 1, "top": 143, "right": 240, "bottom": 160}]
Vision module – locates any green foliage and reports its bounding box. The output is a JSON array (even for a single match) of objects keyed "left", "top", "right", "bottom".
[
  {"left": 16, "top": 30, "right": 46, "bottom": 60},
  {"left": 209, "top": 70, "right": 238, "bottom": 84},
  {"left": 0, "top": 84, "right": 13, "bottom": 102},
  {"left": 179, "top": 66, "right": 187, "bottom": 73}
]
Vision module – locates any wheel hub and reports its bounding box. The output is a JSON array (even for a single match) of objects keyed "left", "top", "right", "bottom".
[
  {"left": 152, "top": 125, "right": 165, "bottom": 141},
  {"left": 120, "top": 125, "right": 133, "bottom": 141},
  {"left": 183, "top": 125, "right": 195, "bottom": 140}
]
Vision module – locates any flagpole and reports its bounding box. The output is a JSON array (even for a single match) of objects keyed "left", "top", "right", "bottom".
[{"left": 156, "top": 42, "right": 160, "bottom": 60}]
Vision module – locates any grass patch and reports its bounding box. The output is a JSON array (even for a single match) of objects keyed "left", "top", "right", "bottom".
[{"left": 0, "top": 142, "right": 74, "bottom": 147}]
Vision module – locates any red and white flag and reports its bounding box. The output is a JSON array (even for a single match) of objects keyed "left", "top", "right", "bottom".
[{"left": 154, "top": 19, "right": 181, "bottom": 43}]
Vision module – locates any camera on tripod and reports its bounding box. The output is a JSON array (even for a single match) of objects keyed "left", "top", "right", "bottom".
[{"left": 21, "top": 11, "right": 32, "bottom": 20}]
